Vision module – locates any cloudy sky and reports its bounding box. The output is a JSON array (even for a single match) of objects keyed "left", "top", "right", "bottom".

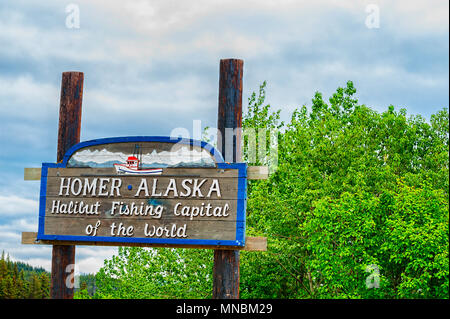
[{"left": 0, "top": 0, "right": 448, "bottom": 274}]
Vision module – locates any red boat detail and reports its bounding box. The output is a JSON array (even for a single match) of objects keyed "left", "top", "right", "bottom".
[{"left": 114, "top": 156, "right": 162, "bottom": 175}]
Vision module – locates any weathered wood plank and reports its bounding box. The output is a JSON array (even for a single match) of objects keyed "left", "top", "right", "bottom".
[
  {"left": 43, "top": 197, "right": 239, "bottom": 221},
  {"left": 47, "top": 167, "right": 241, "bottom": 178},
  {"left": 43, "top": 217, "right": 238, "bottom": 240},
  {"left": 243, "top": 236, "right": 267, "bottom": 251},
  {"left": 214, "top": 58, "right": 244, "bottom": 299},
  {"left": 24, "top": 166, "right": 269, "bottom": 180},
  {"left": 247, "top": 166, "right": 269, "bottom": 180},
  {"left": 22, "top": 232, "right": 267, "bottom": 251},
  {"left": 44, "top": 173, "right": 242, "bottom": 199},
  {"left": 21, "top": 231, "right": 40, "bottom": 244},
  {"left": 24, "top": 168, "right": 41, "bottom": 180},
  {"left": 39, "top": 163, "right": 246, "bottom": 246},
  {"left": 52, "top": 71, "right": 83, "bottom": 299}
]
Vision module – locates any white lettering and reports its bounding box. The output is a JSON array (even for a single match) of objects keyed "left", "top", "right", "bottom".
[
  {"left": 164, "top": 178, "right": 178, "bottom": 197},
  {"left": 70, "top": 178, "right": 82, "bottom": 196},
  {"left": 207, "top": 179, "right": 221, "bottom": 197},
  {"left": 98, "top": 178, "right": 110, "bottom": 196},
  {"left": 110, "top": 178, "right": 122, "bottom": 196},
  {"left": 83, "top": 178, "right": 97, "bottom": 196},
  {"left": 135, "top": 179, "right": 149, "bottom": 197},
  {"left": 192, "top": 179, "right": 207, "bottom": 197},
  {"left": 59, "top": 178, "right": 71, "bottom": 196},
  {"left": 151, "top": 178, "right": 162, "bottom": 196}
]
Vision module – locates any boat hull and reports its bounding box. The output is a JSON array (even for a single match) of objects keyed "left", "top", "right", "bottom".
[{"left": 114, "top": 164, "right": 162, "bottom": 175}]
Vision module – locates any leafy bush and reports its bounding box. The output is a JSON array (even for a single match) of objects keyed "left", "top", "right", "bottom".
[{"left": 80, "top": 81, "right": 448, "bottom": 299}]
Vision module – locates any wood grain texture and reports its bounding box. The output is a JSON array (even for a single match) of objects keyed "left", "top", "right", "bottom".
[
  {"left": 52, "top": 71, "right": 83, "bottom": 299},
  {"left": 57, "top": 72, "right": 83, "bottom": 163},
  {"left": 44, "top": 218, "right": 237, "bottom": 240},
  {"left": 213, "top": 58, "right": 244, "bottom": 299},
  {"left": 22, "top": 232, "right": 267, "bottom": 251},
  {"left": 24, "top": 168, "right": 41, "bottom": 180},
  {"left": 44, "top": 171, "right": 242, "bottom": 199},
  {"left": 41, "top": 167, "right": 242, "bottom": 241},
  {"left": 217, "top": 59, "right": 243, "bottom": 163},
  {"left": 46, "top": 167, "right": 240, "bottom": 178},
  {"left": 213, "top": 249, "right": 240, "bottom": 299},
  {"left": 247, "top": 166, "right": 269, "bottom": 180},
  {"left": 25, "top": 166, "right": 268, "bottom": 180},
  {"left": 51, "top": 245, "right": 75, "bottom": 299},
  {"left": 44, "top": 197, "right": 238, "bottom": 220},
  {"left": 21, "top": 231, "right": 39, "bottom": 244}
]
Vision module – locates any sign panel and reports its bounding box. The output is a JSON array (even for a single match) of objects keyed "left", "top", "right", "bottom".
[{"left": 37, "top": 136, "right": 247, "bottom": 247}]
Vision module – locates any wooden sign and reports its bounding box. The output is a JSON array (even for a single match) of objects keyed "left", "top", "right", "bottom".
[{"left": 37, "top": 136, "right": 247, "bottom": 247}]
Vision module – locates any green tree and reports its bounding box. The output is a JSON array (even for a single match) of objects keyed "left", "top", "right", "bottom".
[
  {"left": 39, "top": 273, "right": 50, "bottom": 299},
  {"left": 16, "top": 270, "right": 28, "bottom": 299},
  {"left": 75, "top": 281, "right": 92, "bottom": 299},
  {"left": 88, "top": 81, "right": 448, "bottom": 299},
  {"left": 87, "top": 247, "right": 213, "bottom": 299},
  {"left": 0, "top": 253, "right": 51, "bottom": 299},
  {"left": 28, "top": 274, "right": 42, "bottom": 299},
  {"left": 241, "top": 81, "right": 448, "bottom": 298}
]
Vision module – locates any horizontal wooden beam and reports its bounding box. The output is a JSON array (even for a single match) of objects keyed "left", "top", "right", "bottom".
[
  {"left": 24, "top": 168, "right": 41, "bottom": 180},
  {"left": 247, "top": 165, "right": 269, "bottom": 180},
  {"left": 21, "top": 232, "right": 267, "bottom": 251},
  {"left": 24, "top": 166, "right": 269, "bottom": 181}
]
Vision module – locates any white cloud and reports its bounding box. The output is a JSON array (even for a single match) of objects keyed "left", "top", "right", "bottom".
[
  {"left": 0, "top": 75, "right": 58, "bottom": 119},
  {"left": 86, "top": 0, "right": 449, "bottom": 37},
  {"left": 0, "top": 0, "right": 447, "bottom": 275},
  {"left": 377, "top": 0, "right": 449, "bottom": 34},
  {"left": 0, "top": 231, "right": 21, "bottom": 241},
  {"left": 0, "top": 195, "right": 39, "bottom": 216},
  {"left": 76, "top": 256, "right": 108, "bottom": 274},
  {"left": 76, "top": 246, "right": 118, "bottom": 273},
  {"left": 0, "top": 218, "right": 36, "bottom": 234}
]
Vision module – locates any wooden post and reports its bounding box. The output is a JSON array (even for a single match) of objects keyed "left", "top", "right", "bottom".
[
  {"left": 212, "top": 59, "right": 243, "bottom": 299},
  {"left": 51, "top": 71, "right": 84, "bottom": 299}
]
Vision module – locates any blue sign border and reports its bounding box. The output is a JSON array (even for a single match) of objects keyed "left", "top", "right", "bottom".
[{"left": 37, "top": 136, "right": 247, "bottom": 247}]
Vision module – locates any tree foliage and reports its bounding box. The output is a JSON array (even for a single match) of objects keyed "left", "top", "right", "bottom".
[
  {"left": 86, "top": 247, "right": 213, "bottom": 299},
  {"left": 241, "top": 81, "right": 448, "bottom": 298},
  {"left": 80, "top": 81, "right": 448, "bottom": 299},
  {"left": 0, "top": 252, "right": 50, "bottom": 299}
]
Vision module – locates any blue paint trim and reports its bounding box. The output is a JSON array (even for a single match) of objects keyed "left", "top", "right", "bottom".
[
  {"left": 61, "top": 136, "right": 225, "bottom": 165},
  {"left": 37, "top": 137, "right": 248, "bottom": 247},
  {"left": 234, "top": 163, "right": 247, "bottom": 245},
  {"left": 37, "top": 164, "right": 50, "bottom": 240},
  {"left": 217, "top": 162, "right": 247, "bottom": 178},
  {"left": 36, "top": 232, "right": 244, "bottom": 247}
]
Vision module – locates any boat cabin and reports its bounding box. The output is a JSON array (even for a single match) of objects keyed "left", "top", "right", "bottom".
[{"left": 126, "top": 156, "right": 139, "bottom": 169}]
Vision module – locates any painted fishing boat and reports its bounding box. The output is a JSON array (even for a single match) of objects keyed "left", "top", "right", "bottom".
[{"left": 114, "top": 151, "right": 162, "bottom": 175}]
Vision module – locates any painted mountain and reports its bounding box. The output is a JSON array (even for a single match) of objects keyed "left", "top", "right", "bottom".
[{"left": 67, "top": 146, "right": 216, "bottom": 168}]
